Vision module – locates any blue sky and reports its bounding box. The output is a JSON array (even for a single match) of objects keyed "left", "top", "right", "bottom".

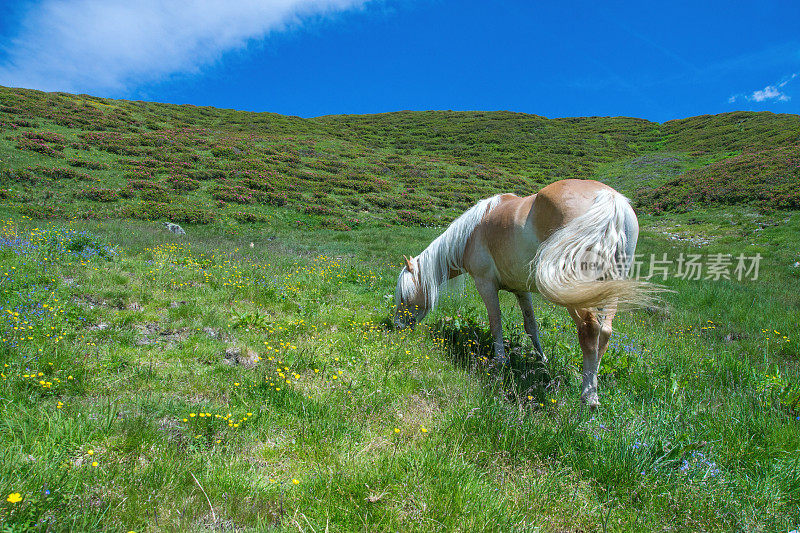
[{"left": 0, "top": 0, "right": 798, "bottom": 122}]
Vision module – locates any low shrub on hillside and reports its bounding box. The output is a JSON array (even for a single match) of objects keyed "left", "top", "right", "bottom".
[
  {"left": 33, "top": 165, "right": 92, "bottom": 181},
  {"left": 126, "top": 179, "right": 164, "bottom": 191},
  {"left": 12, "top": 118, "right": 38, "bottom": 127},
  {"left": 19, "top": 203, "right": 64, "bottom": 219},
  {"left": 120, "top": 200, "right": 215, "bottom": 224},
  {"left": 76, "top": 186, "right": 120, "bottom": 202},
  {"left": 14, "top": 136, "right": 64, "bottom": 158},
  {"left": 1, "top": 166, "right": 91, "bottom": 184},
  {"left": 306, "top": 159, "right": 347, "bottom": 174},
  {"left": 3, "top": 86, "right": 800, "bottom": 232},
  {"left": 238, "top": 172, "right": 291, "bottom": 192},
  {"left": 68, "top": 158, "right": 108, "bottom": 170},
  {"left": 0, "top": 104, "right": 23, "bottom": 114},
  {"left": 396, "top": 209, "right": 438, "bottom": 226},
  {"left": 141, "top": 188, "right": 176, "bottom": 202},
  {"left": 166, "top": 175, "right": 201, "bottom": 191},
  {"left": 302, "top": 204, "right": 337, "bottom": 217},
  {"left": 211, "top": 184, "right": 260, "bottom": 204},
  {"left": 189, "top": 169, "right": 228, "bottom": 180},
  {"left": 637, "top": 144, "right": 800, "bottom": 212},
  {"left": 320, "top": 218, "right": 352, "bottom": 231},
  {"left": 363, "top": 193, "right": 434, "bottom": 211},
  {"left": 1, "top": 168, "right": 39, "bottom": 184},
  {"left": 22, "top": 130, "right": 66, "bottom": 144},
  {"left": 211, "top": 145, "right": 244, "bottom": 159},
  {"left": 328, "top": 176, "right": 382, "bottom": 193},
  {"left": 260, "top": 191, "right": 287, "bottom": 207}
]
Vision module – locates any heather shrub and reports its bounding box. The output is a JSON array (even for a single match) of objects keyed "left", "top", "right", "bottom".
[
  {"left": 211, "top": 184, "right": 259, "bottom": 204},
  {"left": 14, "top": 136, "right": 63, "bottom": 157},
  {"left": 121, "top": 200, "right": 215, "bottom": 224},
  {"left": 166, "top": 176, "right": 201, "bottom": 191},
  {"left": 19, "top": 203, "right": 64, "bottom": 219},
  {"left": 188, "top": 169, "right": 227, "bottom": 180},
  {"left": 68, "top": 158, "right": 108, "bottom": 170},
  {"left": 397, "top": 209, "right": 437, "bottom": 226},
  {"left": 76, "top": 186, "right": 120, "bottom": 202}
]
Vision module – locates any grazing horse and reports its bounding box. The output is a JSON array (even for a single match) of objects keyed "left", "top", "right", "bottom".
[{"left": 394, "top": 179, "right": 656, "bottom": 406}]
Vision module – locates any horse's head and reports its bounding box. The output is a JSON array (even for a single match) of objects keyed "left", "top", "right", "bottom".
[{"left": 393, "top": 255, "right": 429, "bottom": 329}]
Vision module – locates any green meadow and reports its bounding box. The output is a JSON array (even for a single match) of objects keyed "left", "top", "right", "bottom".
[{"left": 0, "top": 86, "right": 799, "bottom": 531}]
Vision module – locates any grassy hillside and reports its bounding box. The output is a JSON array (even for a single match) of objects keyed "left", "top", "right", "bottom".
[
  {"left": 1, "top": 85, "right": 800, "bottom": 531},
  {"left": 658, "top": 111, "right": 800, "bottom": 153},
  {"left": 637, "top": 144, "right": 800, "bottom": 212},
  {"left": 314, "top": 109, "right": 800, "bottom": 175},
  {"left": 2, "top": 86, "right": 800, "bottom": 228}
]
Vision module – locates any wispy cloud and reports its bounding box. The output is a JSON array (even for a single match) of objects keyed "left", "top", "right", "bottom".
[
  {"left": 729, "top": 73, "right": 797, "bottom": 103},
  {"left": 0, "top": 0, "right": 370, "bottom": 94},
  {"left": 749, "top": 85, "right": 790, "bottom": 102}
]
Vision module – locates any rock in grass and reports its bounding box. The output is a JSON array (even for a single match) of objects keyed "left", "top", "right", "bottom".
[
  {"left": 163, "top": 222, "right": 186, "bottom": 235},
  {"left": 223, "top": 347, "right": 259, "bottom": 369}
]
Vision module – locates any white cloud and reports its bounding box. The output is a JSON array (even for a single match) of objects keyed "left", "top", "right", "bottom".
[
  {"left": 749, "top": 85, "right": 790, "bottom": 102},
  {"left": 728, "top": 73, "right": 798, "bottom": 105},
  {"left": 778, "top": 72, "right": 798, "bottom": 87},
  {"left": 0, "top": 0, "right": 370, "bottom": 94}
]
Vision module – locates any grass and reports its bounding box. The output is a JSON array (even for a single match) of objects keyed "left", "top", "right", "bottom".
[
  {"left": 0, "top": 85, "right": 799, "bottom": 531},
  {"left": 0, "top": 212, "right": 798, "bottom": 532}
]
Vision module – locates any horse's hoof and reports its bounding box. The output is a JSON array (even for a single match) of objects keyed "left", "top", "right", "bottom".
[
  {"left": 490, "top": 356, "right": 509, "bottom": 369},
  {"left": 581, "top": 394, "right": 600, "bottom": 409}
]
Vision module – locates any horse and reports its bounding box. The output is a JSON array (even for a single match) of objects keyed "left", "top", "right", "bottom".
[{"left": 393, "top": 179, "right": 657, "bottom": 406}]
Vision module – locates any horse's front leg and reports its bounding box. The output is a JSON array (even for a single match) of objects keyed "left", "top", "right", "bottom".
[
  {"left": 514, "top": 291, "right": 545, "bottom": 361},
  {"left": 475, "top": 278, "right": 506, "bottom": 364}
]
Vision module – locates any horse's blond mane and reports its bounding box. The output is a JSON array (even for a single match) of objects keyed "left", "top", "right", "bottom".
[{"left": 407, "top": 195, "right": 502, "bottom": 310}]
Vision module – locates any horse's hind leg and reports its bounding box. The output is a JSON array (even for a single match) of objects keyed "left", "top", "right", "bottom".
[
  {"left": 568, "top": 307, "right": 603, "bottom": 407},
  {"left": 596, "top": 301, "right": 617, "bottom": 361},
  {"left": 514, "top": 291, "right": 545, "bottom": 361},
  {"left": 475, "top": 278, "right": 507, "bottom": 364}
]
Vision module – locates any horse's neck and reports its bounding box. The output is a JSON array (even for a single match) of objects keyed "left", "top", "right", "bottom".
[
  {"left": 419, "top": 242, "right": 449, "bottom": 285},
  {"left": 417, "top": 194, "right": 505, "bottom": 304},
  {"left": 417, "top": 237, "right": 463, "bottom": 307}
]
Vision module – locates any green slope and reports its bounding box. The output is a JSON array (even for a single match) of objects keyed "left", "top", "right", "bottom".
[{"left": 2, "top": 85, "right": 800, "bottom": 228}]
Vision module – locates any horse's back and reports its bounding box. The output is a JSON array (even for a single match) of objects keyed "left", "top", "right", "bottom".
[{"left": 532, "top": 179, "right": 615, "bottom": 241}]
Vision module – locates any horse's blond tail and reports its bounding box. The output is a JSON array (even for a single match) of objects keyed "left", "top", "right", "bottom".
[{"left": 532, "top": 190, "right": 659, "bottom": 310}]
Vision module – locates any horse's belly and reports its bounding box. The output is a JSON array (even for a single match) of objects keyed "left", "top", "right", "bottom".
[
  {"left": 494, "top": 243, "right": 539, "bottom": 292},
  {"left": 497, "top": 268, "right": 536, "bottom": 292}
]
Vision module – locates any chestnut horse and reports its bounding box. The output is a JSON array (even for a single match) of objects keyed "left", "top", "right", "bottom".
[{"left": 394, "top": 179, "right": 656, "bottom": 406}]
